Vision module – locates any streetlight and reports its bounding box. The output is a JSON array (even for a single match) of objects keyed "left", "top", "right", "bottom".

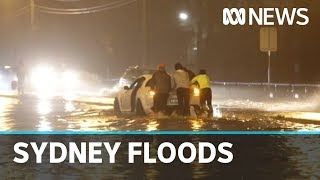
[
  {"left": 177, "top": 11, "right": 199, "bottom": 69},
  {"left": 178, "top": 11, "right": 189, "bottom": 21}
]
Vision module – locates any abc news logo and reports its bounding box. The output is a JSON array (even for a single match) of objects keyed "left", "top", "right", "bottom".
[{"left": 223, "top": 8, "right": 309, "bottom": 26}]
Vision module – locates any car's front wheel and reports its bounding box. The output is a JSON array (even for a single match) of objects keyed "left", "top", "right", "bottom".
[
  {"left": 136, "top": 99, "right": 146, "bottom": 116},
  {"left": 114, "top": 98, "right": 122, "bottom": 116}
]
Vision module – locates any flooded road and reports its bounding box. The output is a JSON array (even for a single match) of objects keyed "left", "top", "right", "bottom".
[
  {"left": 0, "top": 96, "right": 319, "bottom": 179},
  {"left": 1, "top": 96, "right": 320, "bottom": 131}
]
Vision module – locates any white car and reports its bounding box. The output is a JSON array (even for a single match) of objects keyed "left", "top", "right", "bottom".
[{"left": 114, "top": 75, "right": 200, "bottom": 115}]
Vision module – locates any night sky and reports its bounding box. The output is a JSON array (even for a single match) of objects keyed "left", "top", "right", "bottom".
[{"left": 0, "top": 0, "right": 319, "bottom": 83}]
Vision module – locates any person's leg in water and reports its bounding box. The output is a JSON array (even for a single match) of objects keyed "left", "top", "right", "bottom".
[
  {"left": 17, "top": 77, "right": 25, "bottom": 96},
  {"left": 153, "top": 94, "right": 160, "bottom": 113},
  {"left": 200, "top": 89, "right": 206, "bottom": 114},
  {"left": 159, "top": 93, "right": 169, "bottom": 115},
  {"left": 206, "top": 88, "right": 213, "bottom": 118},
  {"left": 183, "top": 88, "right": 190, "bottom": 116},
  {"left": 176, "top": 88, "right": 184, "bottom": 116}
]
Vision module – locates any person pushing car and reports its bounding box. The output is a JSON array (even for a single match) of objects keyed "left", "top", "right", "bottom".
[
  {"left": 191, "top": 69, "right": 213, "bottom": 118},
  {"left": 150, "top": 64, "right": 172, "bottom": 116},
  {"left": 172, "top": 63, "right": 190, "bottom": 116}
]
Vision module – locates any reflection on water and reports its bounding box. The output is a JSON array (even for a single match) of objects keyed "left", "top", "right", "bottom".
[
  {"left": 63, "top": 92, "right": 77, "bottom": 101},
  {"left": 65, "top": 101, "right": 76, "bottom": 112},
  {"left": 286, "top": 112, "right": 320, "bottom": 121},
  {"left": 0, "top": 96, "right": 319, "bottom": 178},
  {"left": 37, "top": 117, "right": 52, "bottom": 131},
  {"left": 190, "top": 118, "right": 204, "bottom": 131},
  {"left": 36, "top": 99, "right": 53, "bottom": 131},
  {"left": 1, "top": 96, "right": 320, "bottom": 132},
  {"left": 0, "top": 98, "right": 17, "bottom": 131},
  {"left": 146, "top": 119, "right": 159, "bottom": 131},
  {"left": 285, "top": 136, "right": 320, "bottom": 179},
  {"left": 38, "top": 100, "right": 52, "bottom": 115},
  {"left": 37, "top": 99, "right": 52, "bottom": 115}
]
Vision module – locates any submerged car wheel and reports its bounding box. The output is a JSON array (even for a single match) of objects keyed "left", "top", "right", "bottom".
[
  {"left": 114, "top": 98, "right": 122, "bottom": 115},
  {"left": 136, "top": 99, "right": 146, "bottom": 116}
]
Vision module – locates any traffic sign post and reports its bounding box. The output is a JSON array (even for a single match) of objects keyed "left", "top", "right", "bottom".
[{"left": 260, "top": 27, "right": 277, "bottom": 85}]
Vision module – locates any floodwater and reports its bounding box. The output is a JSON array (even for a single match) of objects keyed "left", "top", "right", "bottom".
[
  {"left": 0, "top": 96, "right": 320, "bottom": 132},
  {"left": 0, "top": 96, "right": 319, "bottom": 179}
]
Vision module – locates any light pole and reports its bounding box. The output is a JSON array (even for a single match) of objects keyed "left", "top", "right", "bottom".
[
  {"left": 30, "top": 0, "right": 35, "bottom": 30},
  {"left": 177, "top": 10, "right": 198, "bottom": 69},
  {"left": 141, "top": 0, "right": 147, "bottom": 67}
]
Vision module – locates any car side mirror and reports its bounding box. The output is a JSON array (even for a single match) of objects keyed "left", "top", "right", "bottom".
[{"left": 124, "top": 86, "right": 130, "bottom": 90}]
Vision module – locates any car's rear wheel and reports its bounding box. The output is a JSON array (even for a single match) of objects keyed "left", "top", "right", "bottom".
[
  {"left": 114, "top": 98, "right": 122, "bottom": 116},
  {"left": 136, "top": 99, "right": 146, "bottom": 116}
]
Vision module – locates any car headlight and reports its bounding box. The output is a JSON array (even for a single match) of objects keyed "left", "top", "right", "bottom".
[
  {"left": 62, "top": 71, "right": 79, "bottom": 89},
  {"left": 193, "top": 87, "right": 200, "bottom": 96},
  {"left": 31, "top": 66, "right": 57, "bottom": 89}
]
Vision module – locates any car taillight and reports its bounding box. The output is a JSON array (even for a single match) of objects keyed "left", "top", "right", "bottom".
[
  {"left": 193, "top": 88, "right": 200, "bottom": 96},
  {"left": 149, "top": 90, "right": 156, "bottom": 96}
]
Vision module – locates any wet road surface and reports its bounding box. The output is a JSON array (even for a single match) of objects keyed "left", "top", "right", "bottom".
[
  {"left": 0, "top": 96, "right": 320, "bottom": 131},
  {"left": 0, "top": 95, "right": 319, "bottom": 179}
]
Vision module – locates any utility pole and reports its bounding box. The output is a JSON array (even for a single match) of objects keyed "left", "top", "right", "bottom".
[
  {"left": 141, "top": 0, "right": 147, "bottom": 67},
  {"left": 30, "top": 0, "right": 35, "bottom": 30}
]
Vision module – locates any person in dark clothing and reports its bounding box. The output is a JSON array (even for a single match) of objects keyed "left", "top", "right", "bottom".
[
  {"left": 16, "top": 60, "right": 26, "bottom": 96},
  {"left": 150, "top": 64, "right": 172, "bottom": 114},
  {"left": 172, "top": 63, "right": 190, "bottom": 116}
]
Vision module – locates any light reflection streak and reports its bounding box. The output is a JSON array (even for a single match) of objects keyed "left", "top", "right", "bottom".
[
  {"left": 191, "top": 119, "right": 204, "bottom": 131},
  {"left": 78, "top": 120, "right": 104, "bottom": 131},
  {"left": 0, "top": 98, "right": 17, "bottom": 131},
  {"left": 65, "top": 101, "right": 76, "bottom": 112},
  {"left": 286, "top": 112, "right": 320, "bottom": 121},
  {"left": 285, "top": 136, "right": 320, "bottom": 178},
  {"left": 146, "top": 119, "right": 159, "bottom": 131},
  {"left": 37, "top": 99, "right": 52, "bottom": 115},
  {"left": 37, "top": 117, "right": 52, "bottom": 131},
  {"left": 36, "top": 98, "right": 52, "bottom": 131}
]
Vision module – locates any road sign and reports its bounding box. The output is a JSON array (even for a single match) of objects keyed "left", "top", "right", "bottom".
[
  {"left": 260, "top": 27, "right": 277, "bottom": 52},
  {"left": 260, "top": 27, "right": 277, "bottom": 85}
]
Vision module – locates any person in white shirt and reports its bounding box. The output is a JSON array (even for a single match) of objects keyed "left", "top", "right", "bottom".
[{"left": 172, "top": 63, "right": 190, "bottom": 116}]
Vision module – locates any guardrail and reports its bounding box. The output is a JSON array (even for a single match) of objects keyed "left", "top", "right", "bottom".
[
  {"left": 211, "top": 82, "right": 320, "bottom": 101},
  {"left": 213, "top": 82, "right": 320, "bottom": 88}
]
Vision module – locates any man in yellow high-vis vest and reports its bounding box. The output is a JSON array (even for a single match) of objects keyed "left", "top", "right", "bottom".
[{"left": 191, "top": 69, "right": 213, "bottom": 118}]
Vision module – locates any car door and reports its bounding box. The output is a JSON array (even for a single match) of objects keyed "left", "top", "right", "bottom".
[
  {"left": 135, "top": 77, "right": 155, "bottom": 113},
  {"left": 121, "top": 87, "right": 134, "bottom": 112},
  {"left": 121, "top": 77, "right": 145, "bottom": 111}
]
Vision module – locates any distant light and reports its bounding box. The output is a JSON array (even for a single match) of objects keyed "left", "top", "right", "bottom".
[
  {"left": 193, "top": 47, "right": 198, "bottom": 51},
  {"left": 294, "top": 93, "right": 299, "bottom": 99},
  {"left": 4, "top": 66, "right": 11, "bottom": 69},
  {"left": 62, "top": 71, "right": 79, "bottom": 90},
  {"left": 179, "top": 12, "right": 189, "bottom": 21},
  {"left": 269, "top": 92, "right": 274, "bottom": 98},
  {"left": 31, "top": 66, "right": 57, "bottom": 98}
]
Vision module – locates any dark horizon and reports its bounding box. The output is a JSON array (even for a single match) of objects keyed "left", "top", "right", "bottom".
[{"left": 0, "top": 0, "right": 319, "bottom": 83}]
